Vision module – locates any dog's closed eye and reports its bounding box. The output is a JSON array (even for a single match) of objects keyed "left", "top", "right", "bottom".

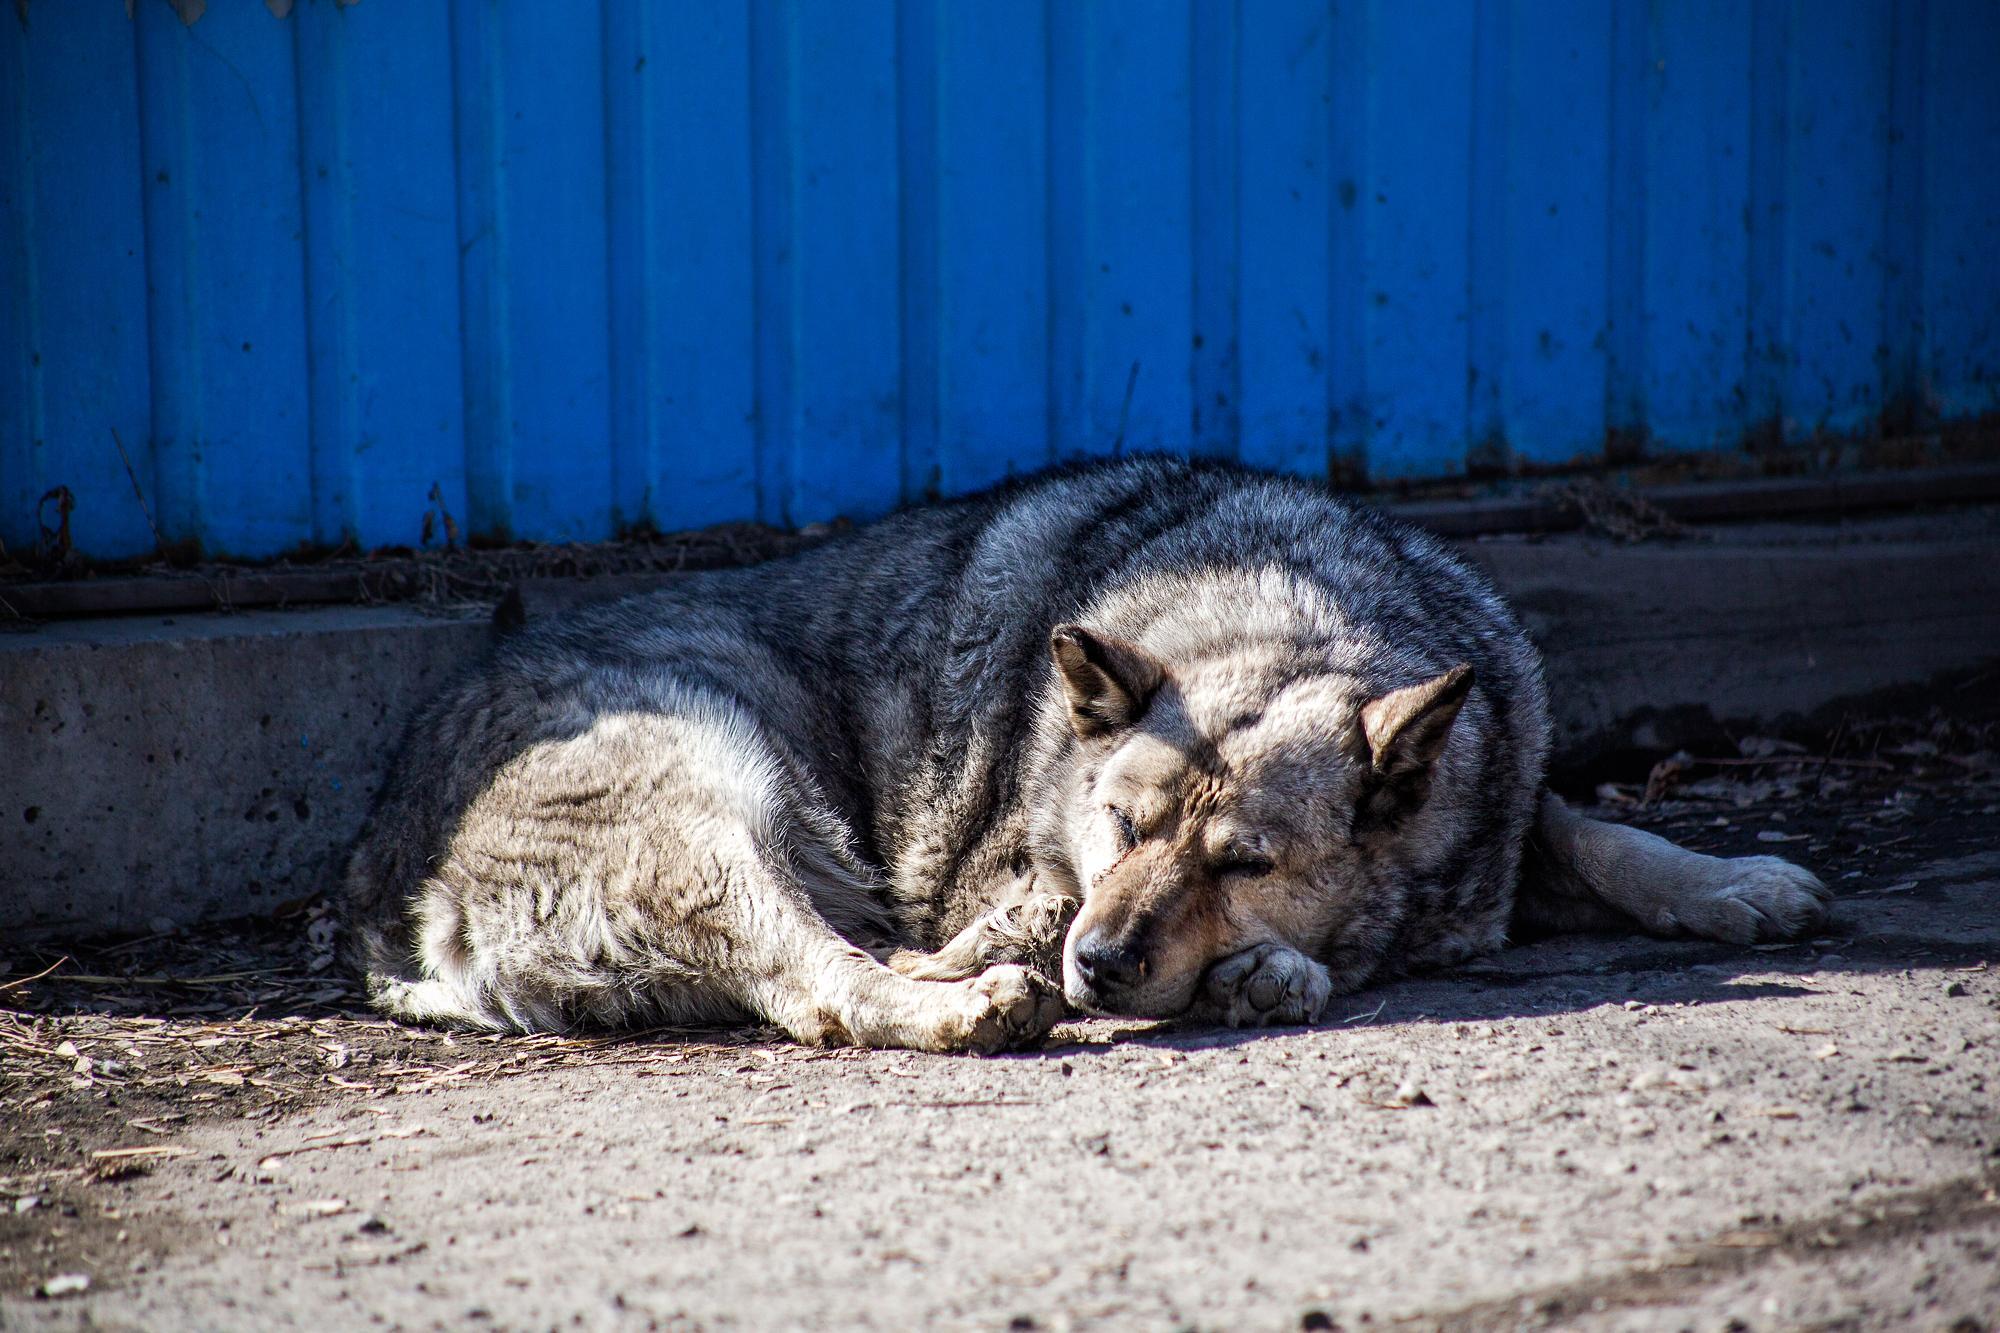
[{"left": 1215, "top": 855, "right": 1275, "bottom": 879}]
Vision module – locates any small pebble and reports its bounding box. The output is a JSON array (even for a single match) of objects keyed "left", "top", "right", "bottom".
[
  {"left": 1389, "top": 1078, "right": 1433, "bottom": 1108},
  {"left": 1944, "top": 980, "right": 1968, "bottom": 998}
]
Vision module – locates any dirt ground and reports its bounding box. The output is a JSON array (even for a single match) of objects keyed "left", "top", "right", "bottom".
[{"left": 4, "top": 703, "right": 1998, "bottom": 1331}]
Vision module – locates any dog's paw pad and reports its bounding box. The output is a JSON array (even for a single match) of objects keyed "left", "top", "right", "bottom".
[
  {"left": 1684, "top": 857, "right": 1832, "bottom": 943},
  {"left": 1201, "top": 944, "right": 1332, "bottom": 1028},
  {"left": 957, "top": 965, "right": 1065, "bottom": 1054}
]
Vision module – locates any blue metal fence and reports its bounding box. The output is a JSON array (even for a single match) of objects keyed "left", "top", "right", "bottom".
[{"left": 4, "top": 1, "right": 1996, "bottom": 561}]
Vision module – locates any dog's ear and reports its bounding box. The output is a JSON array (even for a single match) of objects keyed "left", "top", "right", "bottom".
[
  {"left": 1050, "top": 625, "right": 1163, "bottom": 737},
  {"left": 1349, "top": 664, "right": 1474, "bottom": 832}
]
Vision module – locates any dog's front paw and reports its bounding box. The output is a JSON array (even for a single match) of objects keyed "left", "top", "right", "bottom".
[
  {"left": 1199, "top": 943, "right": 1332, "bottom": 1028},
  {"left": 952, "top": 965, "right": 1067, "bottom": 1055},
  {"left": 1680, "top": 856, "right": 1832, "bottom": 943}
]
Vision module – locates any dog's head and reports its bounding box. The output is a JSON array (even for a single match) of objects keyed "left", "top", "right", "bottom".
[{"left": 1047, "top": 623, "right": 1474, "bottom": 1018}]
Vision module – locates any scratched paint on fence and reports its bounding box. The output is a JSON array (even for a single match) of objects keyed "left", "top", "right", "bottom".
[{"left": 1, "top": 0, "right": 1995, "bottom": 560}]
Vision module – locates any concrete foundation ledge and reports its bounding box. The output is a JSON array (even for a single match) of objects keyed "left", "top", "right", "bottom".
[
  {"left": 3, "top": 606, "right": 491, "bottom": 936},
  {"left": 5, "top": 508, "right": 1997, "bottom": 939}
]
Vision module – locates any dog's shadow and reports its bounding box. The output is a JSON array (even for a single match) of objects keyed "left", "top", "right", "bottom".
[
  {"left": 1026, "top": 905, "right": 1940, "bottom": 1058},
  {"left": 12, "top": 899, "right": 1962, "bottom": 1065}
]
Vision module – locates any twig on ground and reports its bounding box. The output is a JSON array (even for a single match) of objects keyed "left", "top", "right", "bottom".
[
  {"left": 0, "top": 957, "right": 70, "bottom": 991},
  {"left": 256, "top": 1124, "right": 426, "bottom": 1170},
  {"left": 1340, "top": 1000, "right": 1390, "bottom": 1026},
  {"left": 1687, "top": 755, "right": 1893, "bottom": 771}
]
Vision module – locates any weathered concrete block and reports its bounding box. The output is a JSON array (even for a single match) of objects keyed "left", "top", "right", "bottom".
[
  {"left": 1460, "top": 509, "right": 2000, "bottom": 761},
  {"left": 2, "top": 607, "right": 489, "bottom": 937}
]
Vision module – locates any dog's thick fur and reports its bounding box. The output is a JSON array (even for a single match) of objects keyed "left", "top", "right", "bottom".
[{"left": 342, "top": 459, "right": 1829, "bottom": 1051}]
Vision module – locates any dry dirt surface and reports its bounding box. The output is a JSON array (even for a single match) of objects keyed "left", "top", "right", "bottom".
[{"left": 4, "top": 708, "right": 1998, "bottom": 1332}]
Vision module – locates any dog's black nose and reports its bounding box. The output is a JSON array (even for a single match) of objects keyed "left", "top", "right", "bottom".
[{"left": 1073, "top": 932, "right": 1146, "bottom": 994}]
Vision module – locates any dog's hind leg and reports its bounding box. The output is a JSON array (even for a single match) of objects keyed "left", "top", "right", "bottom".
[
  {"left": 378, "top": 829, "right": 1066, "bottom": 1052},
  {"left": 432, "top": 831, "right": 1068, "bottom": 1052},
  {"left": 1515, "top": 791, "right": 1831, "bottom": 943},
  {"left": 357, "top": 694, "right": 1066, "bottom": 1052}
]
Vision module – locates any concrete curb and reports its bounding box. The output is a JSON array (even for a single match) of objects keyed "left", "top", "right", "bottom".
[
  {"left": 6, "top": 509, "right": 1997, "bottom": 938},
  {"left": 1460, "top": 508, "right": 2000, "bottom": 765},
  {"left": 3, "top": 607, "right": 490, "bottom": 936}
]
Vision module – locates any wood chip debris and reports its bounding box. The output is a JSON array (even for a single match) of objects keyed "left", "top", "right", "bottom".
[{"left": 257, "top": 1124, "right": 427, "bottom": 1172}]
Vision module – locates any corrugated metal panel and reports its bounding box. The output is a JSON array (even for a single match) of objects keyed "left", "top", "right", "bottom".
[{"left": 3, "top": 0, "right": 1996, "bottom": 561}]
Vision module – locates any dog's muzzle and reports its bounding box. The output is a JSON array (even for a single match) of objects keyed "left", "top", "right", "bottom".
[{"left": 1064, "top": 927, "right": 1150, "bottom": 1013}]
